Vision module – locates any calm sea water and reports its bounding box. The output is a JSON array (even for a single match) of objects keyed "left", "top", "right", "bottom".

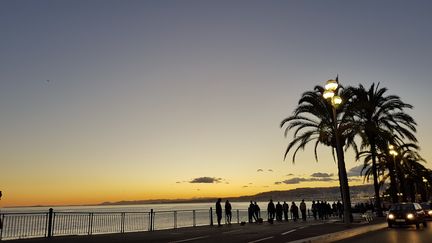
[{"left": 2, "top": 201, "right": 316, "bottom": 213}]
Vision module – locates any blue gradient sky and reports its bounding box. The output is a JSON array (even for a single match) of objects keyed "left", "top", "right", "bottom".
[{"left": 1, "top": 0, "right": 432, "bottom": 206}]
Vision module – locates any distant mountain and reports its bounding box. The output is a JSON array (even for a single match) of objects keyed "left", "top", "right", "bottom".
[{"left": 99, "top": 184, "right": 375, "bottom": 205}]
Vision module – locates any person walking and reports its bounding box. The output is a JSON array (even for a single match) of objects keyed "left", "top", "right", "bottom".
[
  {"left": 300, "top": 199, "right": 307, "bottom": 221},
  {"left": 283, "top": 201, "right": 289, "bottom": 221},
  {"left": 225, "top": 200, "right": 232, "bottom": 224},
  {"left": 267, "top": 199, "right": 275, "bottom": 222},
  {"left": 216, "top": 198, "right": 222, "bottom": 226}
]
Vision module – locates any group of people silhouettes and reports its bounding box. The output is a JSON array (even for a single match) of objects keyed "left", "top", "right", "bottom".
[
  {"left": 311, "top": 200, "right": 343, "bottom": 220},
  {"left": 216, "top": 198, "right": 329, "bottom": 226},
  {"left": 215, "top": 198, "right": 233, "bottom": 226},
  {"left": 265, "top": 199, "right": 307, "bottom": 222}
]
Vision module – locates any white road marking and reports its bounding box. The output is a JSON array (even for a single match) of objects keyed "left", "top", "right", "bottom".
[
  {"left": 281, "top": 229, "right": 297, "bottom": 235},
  {"left": 170, "top": 235, "right": 209, "bottom": 243},
  {"left": 222, "top": 229, "right": 243, "bottom": 234},
  {"left": 248, "top": 236, "right": 275, "bottom": 243}
]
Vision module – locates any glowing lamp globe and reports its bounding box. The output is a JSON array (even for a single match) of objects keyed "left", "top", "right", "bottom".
[
  {"left": 323, "top": 90, "right": 335, "bottom": 99},
  {"left": 332, "top": 95, "right": 342, "bottom": 105},
  {"left": 325, "top": 79, "right": 338, "bottom": 91}
]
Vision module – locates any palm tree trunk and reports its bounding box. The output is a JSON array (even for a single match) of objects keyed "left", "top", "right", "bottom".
[
  {"left": 333, "top": 108, "right": 352, "bottom": 224},
  {"left": 370, "top": 140, "right": 383, "bottom": 217},
  {"left": 335, "top": 145, "right": 352, "bottom": 223}
]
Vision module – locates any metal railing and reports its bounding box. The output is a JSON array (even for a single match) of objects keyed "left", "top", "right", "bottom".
[
  {"left": 0, "top": 207, "right": 332, "bottom": 241},
  {"left": 0, "top": 208, "right": 214, "bottom": 241}
]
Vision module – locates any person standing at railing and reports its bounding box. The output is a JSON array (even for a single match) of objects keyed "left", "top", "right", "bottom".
[
  {"left": 254, "top": 202, "right": 260, "bottom": 220},
  {"left": 300, "top": 199, "right": 307, "bottom": 221},
  {"left": 267, "top": 199, "right": 275, "bottom": 222},
  {"left": 224, "top": 200, "right": 232, "bottom": 224},
  {"left": 248, "top": 201, "right": 255, "bottom": 223},
  {"left": 283, "top": 201, "right": 289, "bottom": 221},
  {"left": 216, "top": 198, "right": 222, "bottom": 226}
]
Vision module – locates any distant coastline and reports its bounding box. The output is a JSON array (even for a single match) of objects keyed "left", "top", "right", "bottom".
[{"left": 5, "top": 184, "right": 375, "bottom": 208}]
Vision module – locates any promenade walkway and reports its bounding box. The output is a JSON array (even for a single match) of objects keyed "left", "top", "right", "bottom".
[{"left": 8, "top": 218, "right": 386, "bottom": 243}]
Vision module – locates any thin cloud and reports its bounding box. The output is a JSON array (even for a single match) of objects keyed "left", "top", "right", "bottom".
[
  {"left": 189, "top": 177, "right": 223, "bottom": 184},
  {"left": 311, "top": 172, "right": 334, "bottom": 178},
  {"left": 257, "top": 169, "right": 264, "bottom": 172},
  {"left": 347, "top": 165, "right": 366, "bottom": 177},
  {"left": 268, "top": 169, "right": 273, "bottom": 172},
  {"left": 274, "top": 182, "right": 282, "bottom": 185},
  {"left": 286, "top": 173, "right": 294, "bottom": 177},
  {"left": 279, "top": 177, "right": 338, "bottom": 185},
  {"left": 242, "top": 185, "right": 248, "bottom": 188}
]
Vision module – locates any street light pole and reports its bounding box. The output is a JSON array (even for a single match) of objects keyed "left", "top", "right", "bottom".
[
  {"left": 423, "top": 177, "right": 429, "bottom": 202},
  {"left": 323, "top": 77, "right": 352, "bottom": 224},
  {"left": 389, "top": 145, "right": 399, "bottom": 202}
]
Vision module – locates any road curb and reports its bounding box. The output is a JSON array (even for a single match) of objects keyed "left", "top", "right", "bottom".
[{"left": 287, "top": 222, "right": 387, "bottom": 243}]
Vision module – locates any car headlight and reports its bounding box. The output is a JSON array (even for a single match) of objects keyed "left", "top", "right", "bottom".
[
  {"left": 428, "top": 210, "right": 432, "bottom": 216},
  {"left": 407, "top": 213, "right": 415, "bottom": 219},
  {"left": 388, "top": 214, "right": 395, "bottom": 219}
]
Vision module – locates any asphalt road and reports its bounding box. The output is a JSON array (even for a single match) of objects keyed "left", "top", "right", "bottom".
[
  {"left": 336, "top": 223, "right": 432, "bottom": 243},
  {"left": 9, "top": 219, "right": 367, "bottom": 243}
]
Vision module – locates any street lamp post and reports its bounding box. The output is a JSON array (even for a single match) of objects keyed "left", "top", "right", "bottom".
[
  {"left": 423, "top": 177, "right": 429, "bottom": 202},
  {"left": 323, "top": 77, "right": 352, "bottom": 224},
  {"left": 389, "top": 145, "right": 399, "bottom": 202}
]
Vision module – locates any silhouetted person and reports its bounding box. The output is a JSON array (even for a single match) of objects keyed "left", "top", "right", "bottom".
[
  {"left": 337, "top": 200, "right": 343, "bottom": 219},
  {"left": 290, "top": 202, "right": 299, "bottom": 221},
  {"left": 248, "top": 201, "right": 255, "bottom": 223},
  {"left": 216, "top": 198, "right": 222, "bottom": 226},
  {"left": 225, "top": 200, "right": 232, "bottom": 224},
  {"left": 276, "top": 202, "right": 283, "bottom": 221},
  {"left": 311, "top": 200, "right": 317, "bottom": 220},
  {"left": 317, "top": 201, "right": 323, "bottom": 220},
  {"left": 267, "top": 199, "right": 275, "bottom": 222},
  {"left": 283, "top": 201, "right": 289, "bottom": 221},
  {"left": 300, "top": 199, "right": 307, "bottom": 221},
  {"left": 254, "top": 202, "right": 261, "bottom": 220}
]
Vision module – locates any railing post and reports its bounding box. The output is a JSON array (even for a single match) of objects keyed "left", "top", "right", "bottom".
[
  {"left": 0, "top": 213, "right": 4, "bottom": 240},
  {"left": 121, "top": 212, "right": 125, "bottom": 233},
  {"left": 149, "top": 209, "right": 154, "bottom": 231},
  {"left": 88, "top": 213, "right": 93, "bottom": 235},
  {"left": 209, "top": 207, "right": 213, "bottom": 226},
  {"left": 47, "top": 208, "right": 54, "bottom": 238},
  {"left": 174, "top": 211, "right": 177, "bottom": 229},
  {"left": 193, "top": 210, "right": 196, "bottom": 227},
  {"left": 237, "top": 209, "right": 240, "bottom": 224}
]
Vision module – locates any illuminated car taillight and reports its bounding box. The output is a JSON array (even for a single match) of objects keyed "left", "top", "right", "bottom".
[
  {"left": 428, "top": 210, "right": 432, "bottom": 216},
  {"left": 388, "top": 214, "right": 395, "bottom": 219},
  {"left": 407, "top": 213, "right": 415, "bottom": 219}
]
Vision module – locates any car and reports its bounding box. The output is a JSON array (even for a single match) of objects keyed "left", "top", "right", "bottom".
[
  {"left": 420, "top": 202, "right": 432, "bottom": 219},
  {"left": 387, "top": 202, "right": 427, "bottom": 229}
]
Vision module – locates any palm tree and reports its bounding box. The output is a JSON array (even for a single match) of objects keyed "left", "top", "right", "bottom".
[
  {"left": 394, "top": 143, "right": 428, "bottom": 201},
  {"left": 281, "top": 85, "right": 356, "bottom": 223},
  {"left": 346, "top": 83, "right": 417, "bottom": 216}
]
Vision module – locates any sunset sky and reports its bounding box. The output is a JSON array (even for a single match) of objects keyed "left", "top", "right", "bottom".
[{"left": 1, "top": 0, "right": 432, "bottom": 207}]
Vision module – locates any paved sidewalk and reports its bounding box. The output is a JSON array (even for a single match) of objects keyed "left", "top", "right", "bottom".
[{"left": 7, "top": 218, "right": 386, "bottom": 243}]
